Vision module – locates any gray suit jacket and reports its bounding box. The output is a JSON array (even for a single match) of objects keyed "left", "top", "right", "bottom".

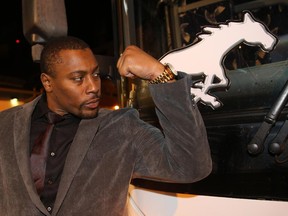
[{"left": 0, "top": 76, "right": 212, "bottom": 216}]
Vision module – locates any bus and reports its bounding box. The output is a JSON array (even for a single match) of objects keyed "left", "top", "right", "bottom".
[{"left": 21, "top": 0, "right": 288, "bottom": 215}]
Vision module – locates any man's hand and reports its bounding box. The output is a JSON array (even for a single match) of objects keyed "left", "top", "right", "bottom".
[{"left": 117, "top": 45, "right": 164, "bottom": 81}]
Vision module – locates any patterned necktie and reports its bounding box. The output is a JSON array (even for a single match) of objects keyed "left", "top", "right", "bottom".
[{"left": 30, "top": 112, "right": 63, "bottom": 194}]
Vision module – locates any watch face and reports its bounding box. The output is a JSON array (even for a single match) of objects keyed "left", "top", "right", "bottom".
[{"left": 166, "top": 63, "right": 178, "bottom": 76}]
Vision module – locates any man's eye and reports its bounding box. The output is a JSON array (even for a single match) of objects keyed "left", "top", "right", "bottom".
[
  {"left": 73, "top": 76, "right": 83, "bottom": 82},
  {"left": 92, "top": 72, "right": 100, "bottom": 79}
]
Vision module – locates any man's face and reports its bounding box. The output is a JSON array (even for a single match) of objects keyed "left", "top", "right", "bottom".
[{"left": 43, "top": 48, "right": 101, "bottom": 119}]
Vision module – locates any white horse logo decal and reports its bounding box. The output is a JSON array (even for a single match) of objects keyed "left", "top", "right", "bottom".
[{"left": 160, "top": 11, "right": 278, "bottom": 109}]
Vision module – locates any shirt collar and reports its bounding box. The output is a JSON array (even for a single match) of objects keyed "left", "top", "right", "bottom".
[
  {"left": 32, "top": 94, "right": 80, "bottom": 122},
  {"left": 32, "top": 94, "right": 50, "bottom": 121}
]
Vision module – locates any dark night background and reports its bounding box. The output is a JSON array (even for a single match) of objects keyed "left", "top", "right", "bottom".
[
  {"left": 0, "top": 0, "right": 114, "bottom": 92},
  {"left": 2, "top": 0, "right": 288, "bottom": 92}
]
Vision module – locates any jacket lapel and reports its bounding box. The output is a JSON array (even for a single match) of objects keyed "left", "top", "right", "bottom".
[
  {"left": 52, "top": 111, "right": 106, "bottom": 215},
  {"left": 14, "top": 96, "right": 50, "bottom": 215}
]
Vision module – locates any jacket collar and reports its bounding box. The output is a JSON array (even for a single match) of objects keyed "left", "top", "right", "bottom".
[{"left": 14, "top": 95, "right": 50, "bottom": 214}]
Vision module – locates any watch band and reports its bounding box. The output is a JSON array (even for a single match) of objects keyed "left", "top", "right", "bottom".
[{"left": 149, "top": 63, "right": 177, "bottom": 84}]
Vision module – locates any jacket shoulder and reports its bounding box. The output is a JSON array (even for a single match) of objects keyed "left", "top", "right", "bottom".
[
  {"left": 99, "top": 107, "right": 139, "bottom": 118},
  {"left": 0, "top": 105, "right": 23, "bottom": 116},
  {"left": 0, "top": 96, "right": 40, "bottom": 121}
]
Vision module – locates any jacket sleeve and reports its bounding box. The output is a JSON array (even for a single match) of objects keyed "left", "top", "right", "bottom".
[{"left": 132, "top": 74, "right": 212, "bottom": 183}]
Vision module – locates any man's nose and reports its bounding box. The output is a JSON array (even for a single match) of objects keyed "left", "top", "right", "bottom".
[{"left": 86, "top": 76, "right": 100, "bottom": 93}]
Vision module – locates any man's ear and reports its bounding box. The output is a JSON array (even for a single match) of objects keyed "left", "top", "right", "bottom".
[{"left": 41, "top": 73, "right": 53, "bottom": 92}]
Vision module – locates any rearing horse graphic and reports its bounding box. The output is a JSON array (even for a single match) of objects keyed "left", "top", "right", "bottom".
[{"left": 160, "top": 11, "right": 278, "bottom": 109}]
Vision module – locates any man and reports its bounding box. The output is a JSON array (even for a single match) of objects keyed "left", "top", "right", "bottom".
[{"left": 0, "top": 36, "right": 212, "bottom": 216}]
